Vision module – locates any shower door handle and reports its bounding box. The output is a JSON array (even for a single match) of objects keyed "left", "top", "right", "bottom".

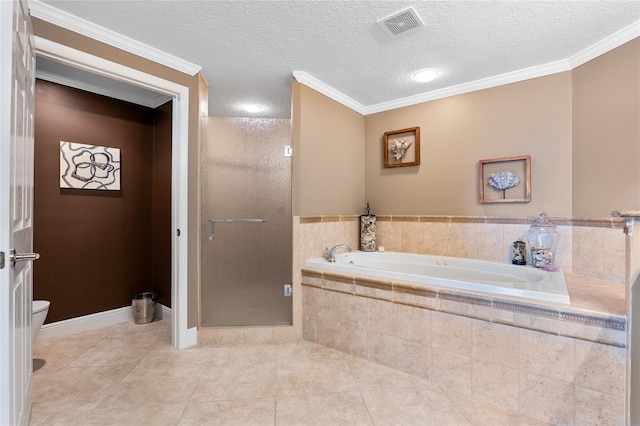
[
  {"left": 209, "top": 219, "right": 267, "bottom": 223},
  {"left": 208, "top": 218, "right": 267, "bottom": 240},
  {"left": 9, "top": 249, "right": 40, "bottom": 267}
]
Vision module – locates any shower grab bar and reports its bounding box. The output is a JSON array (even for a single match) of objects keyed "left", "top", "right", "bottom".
[{"left": 208, "top": 218, "right": 266, "bottom": 240}]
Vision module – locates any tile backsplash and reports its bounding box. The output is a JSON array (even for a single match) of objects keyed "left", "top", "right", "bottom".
[{"left": 296, "top": 215, "right": 627, "bottom": 284}]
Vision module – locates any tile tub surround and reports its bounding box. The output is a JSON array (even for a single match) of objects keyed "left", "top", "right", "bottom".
[{"left": 301, "top": 271, "right": 627, "bottom": 425}]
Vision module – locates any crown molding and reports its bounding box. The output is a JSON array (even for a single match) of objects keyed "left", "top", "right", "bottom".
[
  {"left": 292, "top": 71, "right": 367, "bottom": 115},
  {"left": 364, "top": 58, "right": 573, "bottom": 115},
  {"left": 299, "top": 20, "right": 640, "bottom": 116},
  {"left": 29, "top": 0, "right": 201, "bottom": 76},
  {"left": 569, "top": 20, "right": 640, "bottom": 68}
]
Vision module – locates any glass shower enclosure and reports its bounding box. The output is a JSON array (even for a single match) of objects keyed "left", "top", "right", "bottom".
[{"left": 200, "top": 117, "right": 292, "bottom": 326}]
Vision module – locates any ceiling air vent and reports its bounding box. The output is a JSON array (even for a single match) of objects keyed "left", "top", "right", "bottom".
[{"left": 378, "top": 7, "right": 424, "bottom": 37}]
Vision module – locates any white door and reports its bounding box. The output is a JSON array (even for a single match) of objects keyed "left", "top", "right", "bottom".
[{"left": 0, "top": 0, "right": 36, "bottom": 424}]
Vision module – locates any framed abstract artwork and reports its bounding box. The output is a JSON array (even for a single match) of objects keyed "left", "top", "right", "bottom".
[{"left": 60, "top": 141, "right": 121, "bottom": 190}]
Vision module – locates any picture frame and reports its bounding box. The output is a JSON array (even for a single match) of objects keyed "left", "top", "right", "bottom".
[
  {"left": 479, "top": 155, "right": 531, "bottom": 203},
  {"left": 60, "top": 141, "right": 121, "bottom": 191},
  {"left": 384, "top": 127, "right": 420, "bottom": 167}
]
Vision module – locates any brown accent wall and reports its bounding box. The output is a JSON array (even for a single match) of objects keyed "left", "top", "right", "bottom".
[
  {"left": 151, "top": 101, "right": 172, "bottom": 308},
  {"left": 572, "top": 38, "right": 640, "bottom": 217},
  {"left": 34, "top": 80, "right": 171, "bottom": 323}
]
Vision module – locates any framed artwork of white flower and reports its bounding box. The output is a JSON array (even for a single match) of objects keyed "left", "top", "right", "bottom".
[{"left": 479, "top": 155, "right": 531, "bottom": 203}]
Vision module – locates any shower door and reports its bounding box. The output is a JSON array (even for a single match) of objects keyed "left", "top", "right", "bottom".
[{"left": 200, "top": 117, "right": 292, "bottom": 326}]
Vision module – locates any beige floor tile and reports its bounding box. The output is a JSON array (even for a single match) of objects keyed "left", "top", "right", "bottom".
[
  {"left": 26, "top": 411, "right": 53, "bottom": 426},
  {"left": 108, "top": 319, "right": 170, "bottom": 337},
  {"left": 97, "top": 375, "right": 199, "bottom": 409},
  {"left": 360, "top": 384, "right": 472, "bottom": 425},
  {"left": 445, "top": 389, "right": 551, "bottom": 426},
  {"left": 31, "top": 320, "right": 551, "bottom": 426},
  {"left": 64, "top": 337, "right": 155, "bottom": 367},
  {"left": 276, "top": 392, "right": 372, "bottom": 426},
  {"left": 32, "top": 337, "right": 102, "bottom": 375},
  {"left": 211, "top": 342, "right": 281, "bottom": 364},
  {"left": 32, "top": 363, "right": 135, "bottom": 413},
  {"left": 348, "top": 356, "right": 429, "bottom": 389},
  {"left": 277, "top": 356, "right": 358, "bottom": 396},
  {"left": 127, "top": 349, "right": 215, "bottom": 381},
  {"left": 191, "top": 367, "right": 278, "bottom": 402},
  {"left": 31, "top": 404, "right": 186, "bottom": 426},
  {"left": 279, "top": 347, "right": 352, "bottom": 374},
  {"left": 178, "top": 398, "right": 275, "bottom": 426},
  {"left": 59, "top": 322, "right": 124, "bottom": 340},
  {"left": 274, "top": 340, "right": 335, "bottom": 358}
]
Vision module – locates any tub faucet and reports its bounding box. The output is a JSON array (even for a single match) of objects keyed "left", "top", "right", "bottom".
[{"left": 324, "top": 244, "right": 352, "bottom": 262}]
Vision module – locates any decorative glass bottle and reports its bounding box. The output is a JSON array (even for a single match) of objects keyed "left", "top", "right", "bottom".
[{"left": 526, "top": 213, "right": 559, "bottom": 269}]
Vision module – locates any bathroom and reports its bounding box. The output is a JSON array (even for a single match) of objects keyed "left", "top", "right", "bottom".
[{"left": 21, "top": 6, "right": 639, "bottom": 426}]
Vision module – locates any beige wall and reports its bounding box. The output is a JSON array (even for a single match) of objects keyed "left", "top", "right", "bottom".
[
  {"left": 33, "top": 19, "right": 203, "bottom": 329},
  {"left": 572, "top": 38, "right": 640, "bottom": 218},
  {"left": 359, "top": 38, "right": 639, "bottom": 219},
  {"left": 292, "top": 82, "right": 365, "bottom": 216},
  {"left": 364, "top": 73, "right": 574, "bottom": 217}
]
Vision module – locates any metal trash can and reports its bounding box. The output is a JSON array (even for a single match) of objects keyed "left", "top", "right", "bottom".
[{"left": 132, "top": 292, "right": 156, "bottom": 324}]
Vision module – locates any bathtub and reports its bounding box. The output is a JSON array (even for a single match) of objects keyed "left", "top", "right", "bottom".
[{"left": 305, "top": 250, "right": 570, "bottom": 304}]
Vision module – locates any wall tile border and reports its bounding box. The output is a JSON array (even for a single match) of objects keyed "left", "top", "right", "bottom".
[
  {"left": 300, "top": 215, "right": 359, "bottom": 224},
  {"left": 302, "top": 214, "right": 625, "bottom": 229}
]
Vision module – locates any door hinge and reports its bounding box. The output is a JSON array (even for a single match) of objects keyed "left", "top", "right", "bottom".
[{"left": 0, "top": 252, "right": 4, "bottom": 269}]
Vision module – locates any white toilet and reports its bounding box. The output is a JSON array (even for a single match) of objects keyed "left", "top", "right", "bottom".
[{"left": 32, "top": 300, "right": 50, "bottom": 343}]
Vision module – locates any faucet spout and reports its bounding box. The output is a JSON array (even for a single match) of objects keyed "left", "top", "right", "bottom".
[{"left": 324, "top": 244, "right": 352, "bottom": 262}]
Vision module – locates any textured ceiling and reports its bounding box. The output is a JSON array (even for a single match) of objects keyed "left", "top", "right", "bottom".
[{"left": 35, "top": 1, "right": 640, "bottom": 118}]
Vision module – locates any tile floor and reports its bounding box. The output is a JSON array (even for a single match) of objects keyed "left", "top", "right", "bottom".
[{"left": 30, "top": 320, "right": 549, "bottom": 425}]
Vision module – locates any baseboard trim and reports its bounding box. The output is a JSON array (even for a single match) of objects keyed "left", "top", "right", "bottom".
[
  {"left": 154, "top": 303, "right": 172, "bottom": 323},
  {"left": 182, "top": 327, "right": 198, "bottom": 349},
  {"left": 36, "top": 304, "right": 172, "bottom": 342}
]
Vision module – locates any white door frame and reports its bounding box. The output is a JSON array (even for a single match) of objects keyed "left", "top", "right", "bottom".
[{"left": 34, "top": 37, "right": 194, "bottom": 349}]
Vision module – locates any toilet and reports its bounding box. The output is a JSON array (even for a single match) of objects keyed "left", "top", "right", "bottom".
[{"left": 32, "top": 300, "right": 50, "bottom": 343}]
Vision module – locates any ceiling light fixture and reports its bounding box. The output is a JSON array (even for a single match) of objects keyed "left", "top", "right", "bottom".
[
  {"left": 243, "top": 104, "right": 263, "bottom": 113},
  {"left": 412, "top": 69, "right": 439, "bottom": 83}
]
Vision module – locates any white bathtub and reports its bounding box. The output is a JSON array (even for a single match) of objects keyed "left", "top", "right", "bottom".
[{"left": 305, "top": 251, "right": 570, "bottom": 304}]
